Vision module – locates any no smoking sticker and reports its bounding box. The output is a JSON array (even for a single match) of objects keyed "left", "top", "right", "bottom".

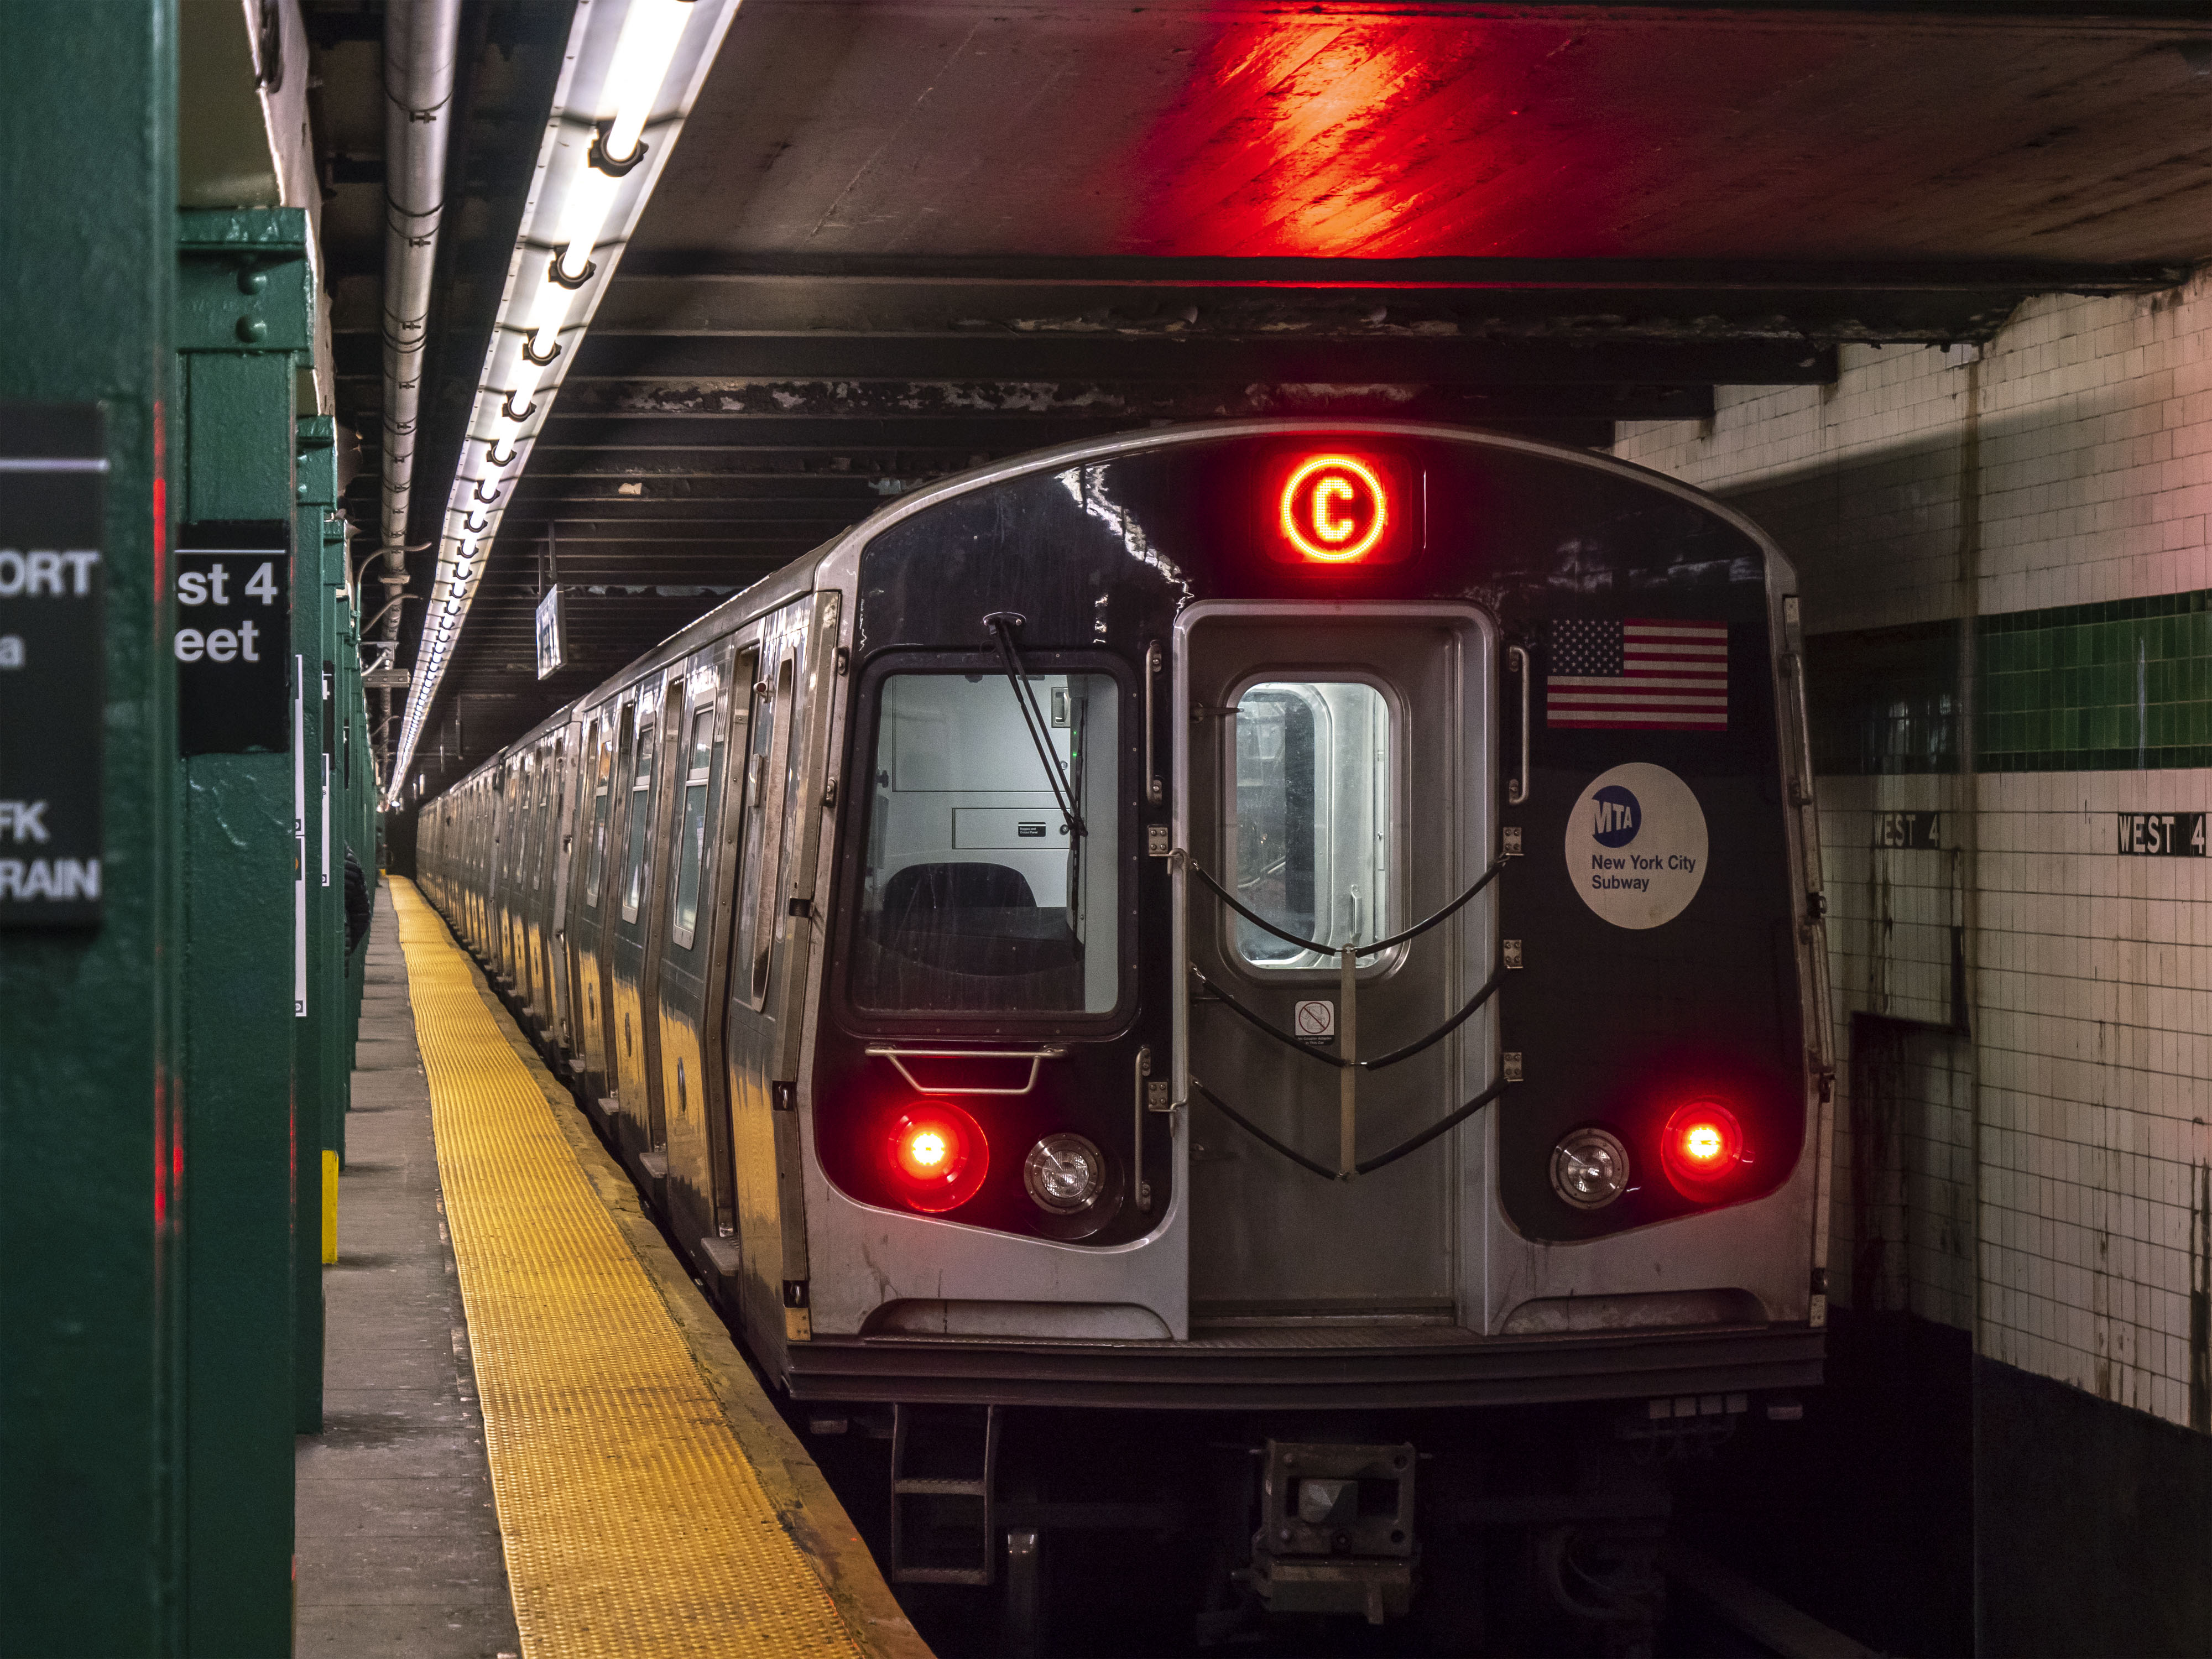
[{"left": 1566, "top": 762, "right": 1709, "bottom": 930}]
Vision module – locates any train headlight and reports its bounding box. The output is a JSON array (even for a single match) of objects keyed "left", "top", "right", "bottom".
[
  {"left": 1024, "top": 1133, "right": 1106, "bottom": 1214},
  {"left": 885, "top": 1104, "right": 988, "bottom": 1213},
  {"left": 1661, "top": 1100, "right": 1747, "bottom": 1196},
  {"left": 1550, "top": 1127, "right": 1631, "bottom": 1210}
]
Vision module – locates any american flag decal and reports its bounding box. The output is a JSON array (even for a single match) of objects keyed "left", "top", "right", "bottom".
[{"left": 1547, "top": 618, "right": 1728, "bottom": 730}]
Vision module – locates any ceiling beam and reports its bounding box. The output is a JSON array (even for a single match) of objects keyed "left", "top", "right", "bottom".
[
  {"left": 336, "top": 332, "right": 1839, "bottom": 384},
  {"left": 593, "top": 257, "right": 2185, "bottom": 345},
  {"left": 609, "top": 252, "right": 2188, "bottom": 292},
  {"left": 533, "top": 393, "right": 1711, "bottom": 448}
]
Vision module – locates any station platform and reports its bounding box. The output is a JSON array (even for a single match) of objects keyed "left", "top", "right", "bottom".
[{"left": 296, "top": 880, "right": 925, "bottom": 1659}]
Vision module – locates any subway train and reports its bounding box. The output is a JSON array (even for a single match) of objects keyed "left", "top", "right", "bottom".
[{"left": 416, "top": 420, "right": 1832, "bottom": 1651}]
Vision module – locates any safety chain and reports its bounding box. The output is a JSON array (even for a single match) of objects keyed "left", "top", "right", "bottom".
[
  {"left": 1189, "top": 853, "right": 1506, "bottom": 960},
  {"left": 1192, "top": 1076, "right": 1515, "bottom": 1182},
  {"left": 1186, "top": 847, "right": 1516, "bottom": 1180}
]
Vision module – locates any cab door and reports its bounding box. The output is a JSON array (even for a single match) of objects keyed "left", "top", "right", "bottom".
[{"left": 1178, "top": 603, "right": 1495, "bottom": 1322}]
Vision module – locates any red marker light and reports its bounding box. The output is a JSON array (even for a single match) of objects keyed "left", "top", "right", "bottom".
[
  {"left": 896, "top": 1124, "right": 953, "bottom": 1180},
  {"left": 1280, "top": 453, "right": 1389, "bottom": 562},
  {"left": 885, "top": 1104, "right": 989, "bottom": 1213},
  {"left": 1661, "top": 1100, "right": 1746, "bottom": 1197}
]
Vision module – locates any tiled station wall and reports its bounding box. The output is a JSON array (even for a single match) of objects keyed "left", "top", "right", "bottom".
[{"left": 1617, "top": 274, "right": 2212, "bottom": 1434}]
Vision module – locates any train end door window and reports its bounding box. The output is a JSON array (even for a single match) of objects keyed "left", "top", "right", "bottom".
[
  {"left": 670, "top": 693, "right": 717, "bottom": 948},
  {"left": 1230, "top": 680, "right": 1393, "bottom": 968},
  {"left": 849, "top": 666, "right": 1122, "bottom": 1016}
]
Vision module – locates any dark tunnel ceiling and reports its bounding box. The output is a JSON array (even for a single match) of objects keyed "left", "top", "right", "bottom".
[{"left": 306, "top": 1, "right": 2212, "bottom": 791}]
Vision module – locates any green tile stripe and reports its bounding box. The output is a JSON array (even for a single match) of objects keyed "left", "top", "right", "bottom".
[{"left": 1807, "top": 590, "right": 2212, "bottom": 775}]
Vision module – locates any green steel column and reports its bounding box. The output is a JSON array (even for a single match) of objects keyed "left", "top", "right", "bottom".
[
  {"left": 321, "top": 460, "right": 347, "bottom": 1173},
  {"left": 176, "top": 207, "right": 310, "bottom": 1658},
  {"left": 294, "top": 414, "right": 341, "bottom": 1420},
  {"left": 342, "top": 547, "right": 371, "bottom": 1065},
  {"left": 0, "top": 4, "right": 182, "bottom": 1651}
]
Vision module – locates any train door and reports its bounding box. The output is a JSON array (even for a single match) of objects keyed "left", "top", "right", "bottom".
[
  {"left": 502, "top": 759, "right": 526, "bottom": 982},
  {"left": 608, "top": 692, "right": 660, "bottom": 1156},
  {"left": 570, "top": 710, "right": 620, "bottom": 1105},
  {"left": 529, "top": 737, "right": 556, "bottom": 1023},
  {"left": 545, "top": 731, "right": 573, "bottom": 1051},
  {"left": 606, "top": 682, "right": 685, "bottom": 1176},
  {"left": 1178, "top": 603, "right": 1495, "bottom": 1323},
  {"left": 724, "top": 619, "right": 807, "bottom": 1344},
  {"left": 492, "top": 766, "right": 513, "bottom": 967},
  {"left": 654, "top": 653, "right": 745, "bottom": 1263},
  {"left": 631, "top": 685, "right": 690, "bottom": 1167},
  {"left": 518, "top": 748, "right": 544, "bottom": 1014}
]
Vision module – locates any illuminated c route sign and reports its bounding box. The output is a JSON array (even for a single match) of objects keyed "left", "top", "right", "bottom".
[{"left": 1261, "top": 447, "right": 1420, "bottom": 567}]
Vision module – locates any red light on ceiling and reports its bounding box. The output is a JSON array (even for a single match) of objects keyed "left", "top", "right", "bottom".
[
  {"left": 1661, "top": 1100, "right": 1747, "bottom": 1196},
  {"left": 885, "top": 1103, "right": 989, "bottom": 1213},
  {"left": 1280, "top": 453, "right": 1390, "bottom": 562}
]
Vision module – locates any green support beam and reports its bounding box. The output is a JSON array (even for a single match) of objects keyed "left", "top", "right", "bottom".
[
  {"left": 0, "top": 4, "right": 184, "bottom": 1651},
  {"left": 295, "top": 411, "right": 341, "bottom": 1432},
  {"left": 176, "top": 206, "right": 311, "bottom": 1657}
]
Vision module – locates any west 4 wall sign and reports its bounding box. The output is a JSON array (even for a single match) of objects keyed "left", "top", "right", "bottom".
[{"left": 2116, "top": 812, "right": 2207, "bottom": 856}]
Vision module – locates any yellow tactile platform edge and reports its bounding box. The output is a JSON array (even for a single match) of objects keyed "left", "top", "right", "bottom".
[{"left": 392, "top": 879, "right": 867, "bottom": 1659}]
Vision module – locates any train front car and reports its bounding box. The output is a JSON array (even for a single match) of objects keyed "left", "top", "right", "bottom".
[{"left": 788, "top": 421, "right": 1832, "bottom": 1642}]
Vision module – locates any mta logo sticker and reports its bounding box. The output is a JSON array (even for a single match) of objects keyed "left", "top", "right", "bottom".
[
  {"left": 1590, "top": 785, "right": 1642, "bottom": 848},
  {"left": 1567, "top": 763, "right": 1709, "bottom": 930}
]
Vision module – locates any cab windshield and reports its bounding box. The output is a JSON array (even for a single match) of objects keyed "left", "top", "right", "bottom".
[{"left": 849, "top": 667, "right": 1120, "bottom": 1015}]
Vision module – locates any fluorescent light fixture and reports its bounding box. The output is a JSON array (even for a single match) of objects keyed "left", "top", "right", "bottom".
[{"left": 384, "top": 0, "right": 741, "bottom": 805}]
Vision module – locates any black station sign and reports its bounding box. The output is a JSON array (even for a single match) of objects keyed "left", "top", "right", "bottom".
[
  {"left": 2116, "top": 812, "right": 2205, "bottom": 857},
  {"left": 0, "top": 400, "right": 106, "bottom": 927},
  {"left": 175, "top": 522, "right": 290, "bottom": 755},
  {"left": 535, "top": 585, "right": 567, "bottom": 680}
]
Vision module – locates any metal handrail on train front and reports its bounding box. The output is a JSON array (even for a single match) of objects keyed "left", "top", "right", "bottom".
[{"left": 863, "top": 1045, "right": 1070, "bottom": 1096}]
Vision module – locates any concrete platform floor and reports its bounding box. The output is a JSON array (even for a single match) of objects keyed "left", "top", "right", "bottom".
[{"left": 294, "top": 884, "right": 521, "bottom": 1658}]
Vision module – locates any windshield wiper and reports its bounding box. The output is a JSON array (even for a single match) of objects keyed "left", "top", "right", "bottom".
[{"left": 982, "top": 611, "right": 1087, "bottom": 840}]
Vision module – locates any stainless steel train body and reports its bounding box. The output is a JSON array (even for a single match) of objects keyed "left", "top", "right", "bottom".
[{"left": 417, "top": 421, "right": 1833, "bottom": 1631}]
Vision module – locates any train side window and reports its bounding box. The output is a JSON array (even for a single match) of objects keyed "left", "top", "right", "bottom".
[
  {"left": 669, "top": 698, "right": 716, "bottom": 948},
  {"left": 848, "top": 666, "right": 1121, "bottom": 1015},
  {"left": 620, "top": 698, "right": 659, "bottom": 922},
  {"left": 1229, "top": 679, "right": 1392, "bottom": 968},
  {"left": 586, "top": 708, "right": 621, "bottom": 907}
]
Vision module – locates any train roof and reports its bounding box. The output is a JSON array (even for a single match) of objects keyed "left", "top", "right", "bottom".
[{"left": 432, "top": 418, "right": 1787, "bottom": 798}]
